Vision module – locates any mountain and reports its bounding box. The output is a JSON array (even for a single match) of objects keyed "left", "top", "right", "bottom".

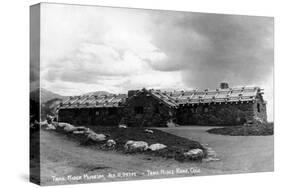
[
  {"left": 83, "top": 91, "right": 113, "bottom": 96},
  {"left": 30, "top": 88, "right": 68, "bottom": 120},
  {"left": 30, "top": 88, "right": 67, "bottom": 103}
]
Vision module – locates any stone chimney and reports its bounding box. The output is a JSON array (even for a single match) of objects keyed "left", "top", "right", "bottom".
[
  {"left": 128, "top": 90, "right": 139, "bottom": 98},
  {"left": 220, "top": 82, "right": 229, "bottom": 89}
]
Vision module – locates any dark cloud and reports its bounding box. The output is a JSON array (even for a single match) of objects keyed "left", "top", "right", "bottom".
[{"left": 149, "top": 12, "right": 273, "bottom": 89}]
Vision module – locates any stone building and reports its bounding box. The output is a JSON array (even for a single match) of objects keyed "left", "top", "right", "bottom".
[
  {"left": 175, "top": 83, "right": 267, "bottom": 125},
  {"left": 57, "top": 83, "right": 267, "bottom": 127},
  {"left": 58, "top": 94, "right": 126, "bottom": 126},
  {"left": 122, "top": 89, "right": 178, "bottom": 127}
]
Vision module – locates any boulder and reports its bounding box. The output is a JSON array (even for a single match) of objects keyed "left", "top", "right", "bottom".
[
  {"left": 118, "top": 124, "right": 127, "bottom": 128},
  {"left": 40, "top": 121, "right": 56, "bottom": 130},
  {"left": 75, "top": 126, "right": 88, "bottom": 131},
  {"left": 148, "top": 143, "right": 167, "bottom": 151},
  {"left": 183, "top": 149, "right": 204, "bottom": 161},
  {"left": 40, "top": 121, "right": 49, "bottom": 129},
  {"left": 87, "top": 132, "right": 106, "bottom": 142},
  {"left": 144, "top": 129, "right": 154, "bottom": 134},
  {"left": 57, "top": 122, "right": 71, "bottom": 128},
  {"left": 124, "top": 140, "right": 148, "bottom": 153},
  {"left": 106, "top": 139, "right": 116, "bottom": 147},
  {"left": 73, "top": 130, "right": 85, "bottom": 134},
  {"left": 101, "top": 139, "right": 116, "bottom": 149},
  {"left": 72, "top": 126, "right": 92, "bottom": 135},
  {"left": 62, "top": 124, "right": 76, "bottom": 133},
  {"left": 46, "top": 124, "right": 56, "bottom": 130},
  {"left": 55, "top": 122, "right": 77, "bottom": 133}
]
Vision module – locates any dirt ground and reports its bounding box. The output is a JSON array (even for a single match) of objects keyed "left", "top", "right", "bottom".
[{"left": 39, "top": 126, "right": 274, "bottom": 185}]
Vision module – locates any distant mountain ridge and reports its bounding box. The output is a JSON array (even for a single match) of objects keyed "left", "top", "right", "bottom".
[
  {"left": 83, "top": 91, "right": 113, "bottom": 96},
  {"left": 30, "top": 88, "right": 67, "bottom": 103}
]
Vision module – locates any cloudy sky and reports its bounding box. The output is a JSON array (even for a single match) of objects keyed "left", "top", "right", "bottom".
[{"left": 37, "top": 3, "right": 274, "bottom": 120}]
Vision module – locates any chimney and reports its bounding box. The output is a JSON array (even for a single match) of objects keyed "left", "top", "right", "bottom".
[
  {"left": 220, "top": 82, "right": 229, "bottom": 89},
  {"left": 128, "top": 90, "right": 139, "bottom": 98}
]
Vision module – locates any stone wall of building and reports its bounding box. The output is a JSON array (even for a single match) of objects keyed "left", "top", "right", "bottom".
[
  {"left": 176, "top": 102, "right": 257, "bottom": 126},
  {"left": 123, "top": 92, "right": 176, "bottom": 127},
  {"left": 253, "top": 96, "right": 267, "bottom": 123},
  {"left": 58, "top": 89, "right": 267, "bottom": 127},
  {"left": 58, "top": 107, "right": 123, "bottom": 126}
]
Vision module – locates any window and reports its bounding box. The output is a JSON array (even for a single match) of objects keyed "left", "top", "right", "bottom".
[
  {"left": 95, "top": 111, "right": 100, "bottom": 116},
  {"left": 134, "top": 106, "right": 144, "bottom": 114},
  {"left": 257, "top": 103, "right": 261, "bottom": 113}
]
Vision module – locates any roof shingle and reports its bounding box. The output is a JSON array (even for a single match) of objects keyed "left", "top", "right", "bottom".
[
  {"left": 58, "top": 86, "right": 262, "bottom": 109},
  {"left": 59, "top": 94, "right": 127, "bottom": 109}
]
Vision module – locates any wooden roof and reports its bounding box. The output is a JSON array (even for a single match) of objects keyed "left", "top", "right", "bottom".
[
  {"left": 156, "top": 87, "right": 262, "bottom": 106},
  {"left": 58, "top": 86, "right": 263, "bottom": 110},
  {"left": 59, "top": 94, "right": 127, "bottom": 109}
]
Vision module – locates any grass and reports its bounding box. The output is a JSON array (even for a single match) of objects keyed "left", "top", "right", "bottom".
[
  {"left": 53, "top": 125, "right": 206, "bottom": 161},
  {"left": 207, "top": 122, "right": 274, "bottom": 136}
]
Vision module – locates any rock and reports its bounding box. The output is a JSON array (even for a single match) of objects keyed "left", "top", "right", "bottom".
[
  {"left": 118, "top": 124, "right": 127, "bottom": 128},
  {"left": 124, "top": 140, "right": 148, "bottom": 153},
  {"left": 83, "top": 128, "right": 96, "bottom": 135},
  {"left": 183, "top": 149, "right": 204, "bottom": 161},
  {"left": 73, "top": 130, "right": 85, "bottom": 134},
  {"left": 106, "top": 139, "right": 116, "bottom": 147},
  {"left": 75, "top": 126, "right": 89, "bottom": 131},
  {"left": 72, "top": 126, "right": 92, "bottom": 135},
  {"left": 62, "top": 124, "right": 76, "bottom": 132},
  {"left": 148, "top": 143, "right": 167, "bottom": 151},
  {"left": 40, "top": 121, "right": 56, "bottom": 130},
  {"left": 40, "top": 121, "right": 49, "bottom": 129},
  {"left": 144, "top": 129, "right": 154, "bottom": 134},
  {"left": 101, "top": 139, "right": 116, "bottom": 149},
  {"left": 87, "top": 132, "right": 106, "bottom": 142},
  {"left": 46, "top": 124, "right": 56, "bottom": 130},
  {"left": 56, "top": 122, "right": 77, "bottom": 133},
  {"left": 57, "top": 122, "right": 71, "bottom": 128}
]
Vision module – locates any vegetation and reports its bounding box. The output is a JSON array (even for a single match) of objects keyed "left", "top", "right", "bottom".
[
  {"left": 207, "top": 122, "right": 273, "bottom": 136},
  {"left": 53, "top": 126, "right": 206, "bottom": 161}
]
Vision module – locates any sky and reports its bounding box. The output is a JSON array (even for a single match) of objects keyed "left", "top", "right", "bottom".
[{"left": 36, "top": 3, "right": 274, "bottom": 121}]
